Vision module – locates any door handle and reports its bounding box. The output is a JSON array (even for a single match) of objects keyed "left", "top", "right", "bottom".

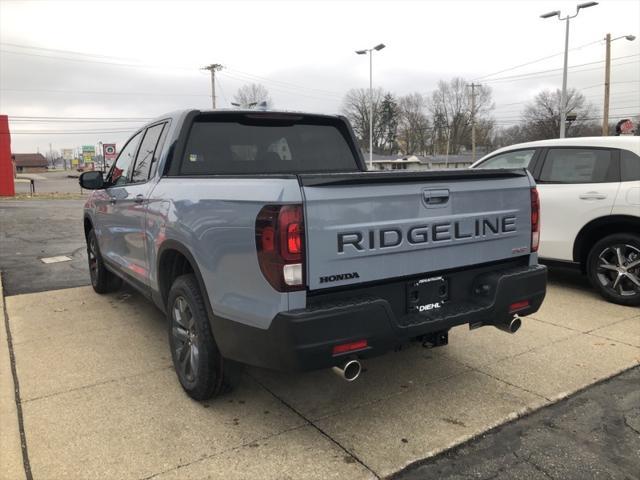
[
  {"left": 134, "top": 194, "right": 145, "bottom": 204},
  {"left": 579, "top": 192, "right": 607, "bottom": 200},
  {"left": 423, "top": 189, "right": 450, "bottom": 206}
]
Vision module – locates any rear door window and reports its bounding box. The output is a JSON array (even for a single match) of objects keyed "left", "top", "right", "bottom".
[
  {"left": 132, "top": 123, "right": 166, "bottom": 183},
  {"left": 179, "top": 115, "right": 359, "bottom": 175},
  {"left": 108, "top": 131, "right": 142, "bottom": 186},
  {"left": 539, "top": 148, "right": 616, "bottom": 183},
  {"left": 476, "top": 149, "right": 536, "bottom": 170},
  {"left": 620, "top": 149, "right": 640, "bottom": 181}
]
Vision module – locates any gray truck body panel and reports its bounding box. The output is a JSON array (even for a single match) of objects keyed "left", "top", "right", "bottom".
[
  {"left": 302, "top": 175, "right": 534, "bottom": 290},
  {"left": 83, "top": 109, "right": 546, "bottom": 370}
]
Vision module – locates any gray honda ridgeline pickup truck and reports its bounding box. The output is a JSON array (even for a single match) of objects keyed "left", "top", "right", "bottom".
[{"left": 80, "top": 110, "right": 547, "bottom": 400}]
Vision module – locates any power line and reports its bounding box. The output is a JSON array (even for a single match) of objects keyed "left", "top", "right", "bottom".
[
  {"left": 1, "top": 87, "right": 210, "bottom": 97},
  {"left": 10, "top": 129, "right": 137, "bottom": 134},
  {"left": 0, "top": 42, "right": 140, "bottom": 62},
  {"left": 215, "top": 76, "right": 228, "bottom": 106},
  {"left": 9, "top": 119, "right": 150, "bottom": 124},
  {"left": 473, "top": 39, "right": 604, "bottom": 81},
  {"left": 8, "top": 115, "right": 153, "bottom": 121},
  {"left": 0, "top": 48, "right": 197, "bottom": 71},
  {"left": 224, "top": 67, "right": 345, "bottom": 97},
  {"left": 483, "top": 54, "right": 639, "bottom": 83},
  {"left": 220, "top": 71, "right": 344, "bottom": 101}
]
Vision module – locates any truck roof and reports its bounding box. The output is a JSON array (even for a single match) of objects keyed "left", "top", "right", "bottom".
[{"left": 148, "top": 109, "right": 342, "bottom": 125}]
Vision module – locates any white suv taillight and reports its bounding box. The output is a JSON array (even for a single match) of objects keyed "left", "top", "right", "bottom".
[
  {"left": 531, "top": 188, "right": 540, "bottom": 252},
  {"left": 255, "top": 204, "right": 305, "bottom": 292}
]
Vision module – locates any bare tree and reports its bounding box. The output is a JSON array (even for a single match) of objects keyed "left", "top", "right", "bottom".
[
  {"left": 397, "top": 93, "right": 430, "bottom": 155},
  {"left": 233, "top": 83, "right": 272, "bottom": 108},
  {"left": 428, "top": 78, "right": 493, "bottom": 154},
  {"left": 522, "top": 88, "right": 594, "bottom": 139},
  {"left": 341, "top": 88, "right": 386, "bottom": 153}
]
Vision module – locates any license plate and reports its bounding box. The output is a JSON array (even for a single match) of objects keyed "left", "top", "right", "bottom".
[{"left": 406, "top": 276, "right": 449, "bottom": 314}]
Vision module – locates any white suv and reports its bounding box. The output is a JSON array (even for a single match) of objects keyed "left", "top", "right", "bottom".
[{"left": 472, "top": 136, "right": 640, "bottom": 306}]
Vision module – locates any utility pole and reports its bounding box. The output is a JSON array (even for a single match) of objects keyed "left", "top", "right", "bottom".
[
  {"left": 202, "top": 64, "right": 223, "bottom": 109},
  {"left": 602, "top": 34, "right": 636, "bottom": 135},
  {"left": 602, "top": 34, "right": 611, "bottom": 136},
  {"left": 467, "top": 83, "right": 480, "bottom": 161}
]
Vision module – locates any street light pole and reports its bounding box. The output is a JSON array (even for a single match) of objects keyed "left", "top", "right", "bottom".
[
  {"left": 602, "top": 33, "right": 636, "bottom": 136},
  {"left": 560, "top": 16, "right": 570, "bottom": 139},
  {"left": 541, "top": 2, "right": 598, "bottom": 138},
  {"left": 369, "top": 50, "right": 373, "bottom": 170},
  {"left": 356, "top": 43, "right": 386, "bottom": 169}
]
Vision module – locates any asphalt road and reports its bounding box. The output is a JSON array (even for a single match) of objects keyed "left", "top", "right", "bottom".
[
  {"left": 0, "top": 199, "right": 89, "bottom": 295},
  {"left": 395, "top": 366, "right": 640, "bottom": 480}
]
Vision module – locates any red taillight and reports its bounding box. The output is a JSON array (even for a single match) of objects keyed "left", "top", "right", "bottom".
[
  {"left": 530, "top": 188, "right": 540, "bottom": 252},
  {"left": 332, "top": 339, "right": 368, "bottom": 355},
  {"left": 509, "top": 300, "right": 530, "bottom": 313},
  {"left": 278, "top": 205, "right": 303, "bottom": 261},
  {"left": 256, "top": 204, "right": 305, "bottom": 292}
]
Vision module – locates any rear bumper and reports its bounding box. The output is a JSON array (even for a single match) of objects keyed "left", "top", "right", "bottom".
[{"left": 214, "top": 263, "right": 547, "bottom": 372}]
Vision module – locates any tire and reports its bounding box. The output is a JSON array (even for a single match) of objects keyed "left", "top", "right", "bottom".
[
  {"left": 167, "top": 274, "right": 243, "bottom": 400},
  {"left": 87, "top": 229, "right": 122, "bottom": 294},
  {"left": 587, "top": 233, "right": 640, "bottom": 306}
]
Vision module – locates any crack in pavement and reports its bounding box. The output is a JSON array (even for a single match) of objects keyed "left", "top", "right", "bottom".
[
  {"left": 513, "top": 450, "right": 554, "bottom": 480},
  {"left": 2, "top": 273, "right": 33, "bottom": 480},
  {"left": 138, "top": 423, "right": 309, "bottom": 480},
  {"left": 20, "top": 365, "right": 173, "bottom": 404},
  {"left": 247, "top": 371, "right": 382, "bottom": 479}
]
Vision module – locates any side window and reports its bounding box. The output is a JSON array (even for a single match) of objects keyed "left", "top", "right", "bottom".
[
  {"left": 539, "top": 148, "right": 615, "bottom": 184},
  {"left": 132, "top": 123, "right": 165, "bottom": 183},
  {"left": 475, "top": 149, "right": 536, "bottom": 170},
  {"left": 109, "top": 131, "right": 142, "bottom": 186},
  {"left": 620, "top": 149, "right": 640, "bottom": 181}
]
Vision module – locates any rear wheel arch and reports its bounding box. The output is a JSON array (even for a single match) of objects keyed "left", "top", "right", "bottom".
[
  {"left": 573, "top": 215, "right": 640, "bottom": 270},
  {"left": 157, "top": 241, "right": 213, "bottom": 316}
]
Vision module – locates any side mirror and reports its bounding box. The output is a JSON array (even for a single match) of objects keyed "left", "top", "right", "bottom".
[{"left": 79, "top": 171, "right": 105, "bottom": 190}]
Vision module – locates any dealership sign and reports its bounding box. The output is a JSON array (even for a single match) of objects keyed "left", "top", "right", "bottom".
[
  {"left": 103, "top": 143, "right": 117, "bottom": 161},
  {"left": 82, "top": 145, "right": 95, "bottom": 164}
]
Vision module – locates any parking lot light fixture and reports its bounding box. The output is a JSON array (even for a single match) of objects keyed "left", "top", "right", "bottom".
[
  {"left": 577, "top": 1, "right": 598, "bottom": 10},
  {"left": 541, "top": 2, "right": 599, "bottom": 138},
  {"left": 355, "top": 43, "right": 386, "bottom": 169},
  {"left": 540, "top": 10, "right": 560, "bottom": 18}
]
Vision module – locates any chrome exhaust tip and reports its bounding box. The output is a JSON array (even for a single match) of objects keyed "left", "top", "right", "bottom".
[
  {"left": 494, "top": 316, "right": 522, "bottom": 334},
  {"left": 332, "top": 359, "right": 362, "bottom": 382}
]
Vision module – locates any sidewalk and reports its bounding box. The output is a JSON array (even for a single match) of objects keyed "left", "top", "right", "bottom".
[{"left": 2, "top": 276, "right": 639, "bottom": 479}]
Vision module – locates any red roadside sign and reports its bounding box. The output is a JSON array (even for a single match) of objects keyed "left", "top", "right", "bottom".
[{"left": 103, "top": 143, "right": 117, "bottom": 161}]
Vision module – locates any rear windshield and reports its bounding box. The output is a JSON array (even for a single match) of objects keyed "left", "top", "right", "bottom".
[{"left": 179, "top": 114, "right": 360, "bottom": 175}]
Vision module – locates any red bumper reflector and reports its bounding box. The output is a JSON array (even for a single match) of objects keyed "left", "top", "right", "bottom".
[
  {"left": 509, "top": 300, "right": 530, "bottom": 313},
  {"left": 332, "top": 339, "right": 368, "bottom": 355}
]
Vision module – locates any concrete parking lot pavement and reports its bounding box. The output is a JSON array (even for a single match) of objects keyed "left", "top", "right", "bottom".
[{"left": 2, "top": 276, "right": 639, "bottom": 479}]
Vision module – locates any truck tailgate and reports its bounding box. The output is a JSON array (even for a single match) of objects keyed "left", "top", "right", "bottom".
[{"left": 300, "top": 170, "right": 534, "bottom": 291}]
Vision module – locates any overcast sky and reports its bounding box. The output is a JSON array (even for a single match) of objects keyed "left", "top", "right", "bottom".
[{"left": 1, "top": 0, "right": 638, "bottom": 153}]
